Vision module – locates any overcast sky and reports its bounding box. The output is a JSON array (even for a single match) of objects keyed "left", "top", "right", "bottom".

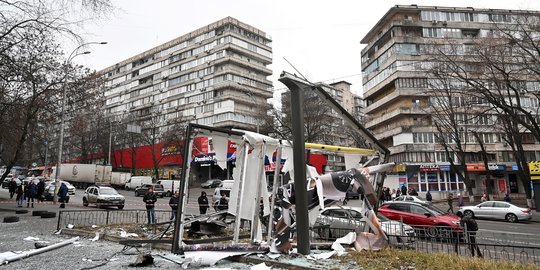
[{"left": 76, "top": 0, "right": 540, "bottom": 97}]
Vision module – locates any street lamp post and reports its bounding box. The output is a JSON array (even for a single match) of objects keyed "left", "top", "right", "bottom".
[
  {"left": 108, "top": 119, "right": 112, "bottom": 166},
  {"left": 53, "top": 41, "right": 107, "bottom": 204}
]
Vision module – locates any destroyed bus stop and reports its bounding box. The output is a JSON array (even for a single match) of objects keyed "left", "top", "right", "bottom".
[{"left": 166, "top": 71, "right": 391, "bottom": 255}]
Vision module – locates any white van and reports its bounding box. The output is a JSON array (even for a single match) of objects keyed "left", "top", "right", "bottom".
[
  {"left": 221, "top": 180, "right": 234, "bottom": 189},
  {"left": 157, "top": 179, "right": 181, "bottom": 197},
  {"left": 124, "top": 176, "right": 152, "bottom": 190}
]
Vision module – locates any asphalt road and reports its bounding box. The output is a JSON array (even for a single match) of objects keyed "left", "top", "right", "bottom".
[{"left": 1, "top": 186, "right": 540, "bottom": 268}]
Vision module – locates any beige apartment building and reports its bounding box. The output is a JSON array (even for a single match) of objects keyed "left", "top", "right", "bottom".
[
  {"left": 361, "top": 5, "right": 540, "bottom": 199},
  {"left": 100, "top": 17, "right": 273, "bottom": 135}
]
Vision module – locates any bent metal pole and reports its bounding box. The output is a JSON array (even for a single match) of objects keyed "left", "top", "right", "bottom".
[{"left": 278, "top": 72, "right": 310, "bottom": 255}]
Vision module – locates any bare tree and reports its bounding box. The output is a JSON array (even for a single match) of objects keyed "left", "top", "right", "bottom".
[
  {"left": 427, "top": 16, "right": 540, "bottom": 206},
  {"left": 268, "top": 90, "right": 336, "bottom": 144},
  {"left": 0, "top": 0, "right": 113, "bottom": 182},
  {"left": 428, "top": 71, "right": 479, "bottom": 201}
]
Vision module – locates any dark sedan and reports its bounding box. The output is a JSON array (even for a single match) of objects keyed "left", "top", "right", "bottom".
[{"left": 201, "top": 179, "right": 222, "bottom": 188}]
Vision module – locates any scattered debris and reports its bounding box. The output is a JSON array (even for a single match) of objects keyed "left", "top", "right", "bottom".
[
  {"left": 0, "top": 237, "right": 79, "bottom": 264},
  {"left": 91, "top": 232, "right": 100, "bottom": 242},
  {"left": 23, "top": 236, "right": 40, "bottom": 241},
  {"left": 251, "top": 262, "right": 271, "bottom": 270},
  {"left": 129, "top": 254, "right": 154, "bottom": 267},
  {"left": 34, "top": 242, "right": 49, "bottom": 249},
  {"left": 67, "top": 224, "right": 74, "bottom": 229}
]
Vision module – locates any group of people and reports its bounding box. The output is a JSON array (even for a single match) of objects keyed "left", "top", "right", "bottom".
[
  {"left": 378, "top": 185, "right": 421, "bottom": 202},
  {"left": 8, "top": 178, "right": 43, "bottom": 208},
  {"left": 142, "top": 188, "right": 218, "bottom": 224},
  {"left": 7, "top": 177, "right": 69, "bottom": 208}
]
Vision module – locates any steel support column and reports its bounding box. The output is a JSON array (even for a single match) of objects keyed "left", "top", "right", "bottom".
[{"left": 278, "top": 74, "right": 310, "bottom": 255}]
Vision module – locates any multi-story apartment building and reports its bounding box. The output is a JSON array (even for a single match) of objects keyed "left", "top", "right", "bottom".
[
  {"left": 361, "top": 5, "right": 540, "bottom": 198},
  {"left": 101, "top": 17, "right": 272, "bottom": 132}
]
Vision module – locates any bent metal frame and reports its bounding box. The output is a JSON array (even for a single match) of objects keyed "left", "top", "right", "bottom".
[{"left": 167, "top": 71, "right": 390, "bottom": 255}]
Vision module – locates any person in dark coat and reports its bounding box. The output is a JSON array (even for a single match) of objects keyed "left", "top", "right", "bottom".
[
  {"left": 37, "top": 180, "right": 45, "bottom": 202},
  {"left": 198, "top": 191, "right": 209, "bottom": 215},
  {"left": 426, "top": 190, "right": 433, "bottom": 204},
  {"left": 26, "top": 181, "right": 38, "bottom": 208},
  {"left": 401, "top": 185, "right": 407, "bottom": 196},
  {"left": 169, "top": 191, "right": 180, "bottom": 221},
  {"left": 504, "top": 193, "right": 511, "bottom": 202},
  {"left": 16, "top": 184, "right": 24, "bottom": 207},
  {"left": 8, "top": 179, "right": 17, "bottom": 199},
  {"left": 460, "top": 215, "right": 482, "bottom": 257},
  {"left": 143, "top": 187, "right": 157, "bottom": 224},
  {"left": 447, "top": 192, "right": 454, "bottom": 213},
  {"left": 58, "top": 182, "right": 69, "bottom": 208},
  {"left": 217, "top": 193, "right": 229, "bottom": 211}
]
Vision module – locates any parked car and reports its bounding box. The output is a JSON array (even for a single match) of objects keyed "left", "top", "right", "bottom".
[
  {"left": 45, "top": 180, "right": 76, "bottom": 195},
  {"left": 393, "top": 195, "right": 426, "bottom": 204},
  {"left": 134, "top": 183, "right": 165, "bottom": 197},
  {"left": 82, "top": 185, "right": 125, "bottom": 209},
  {"left": 42, "top": 185, "right": 70, "bottom": 202},
  {"left": 314, "top": 206, "right": 415, "bottom": 246},
  {"left": 378, "top": 201, "right": 462, "bottom": 238},
  {"left": 201, "top": 179, "right": 223, "bottom": 189},
  {"left": 457, "top": 201, "right": 532, "bottom": 223}
]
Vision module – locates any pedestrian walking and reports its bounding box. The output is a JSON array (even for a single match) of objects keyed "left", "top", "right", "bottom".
[
  {"left": 460, "top": 215, "right": 482, "bottom": 257},
  {"left": 16, "top": 184, "right": 24, "bottom": 207},
  {"left": 37, "top": 180, "right": 45, "bottom": 202},
  {"left": 26, "top": 181, "right": 37, "bottom": 208},
  {"left": 458, "top": 193, "right": 465, "bottom": 207},
  {"left": 426, "top": 190, "right": 432, "bottom": 204},
  {"left": 198, "top": 191, "right": 209, "bottom": 215},
  {"left": 447, "top": 192, "right": 454, "bottom": 213},
  {"left": 58, "top": 182, "right": 69, "bottom": 208},
  {"left": 143, "top": 187, "right": 157, "bottom": 224},
  {"left": 481, "top": 193, "right": 487, "bottom": 202},
  {"left": 8, "top": 179, "right": 17, "bottom": 199},
  {"left": 169, "top": 191, "right": 180, "bottom": 221},
  {"left": 504, "top": 193, "right": 511, "bottom": 203},
  {"left": 396, "top": 188, "right": 401, "bottom": 198}
]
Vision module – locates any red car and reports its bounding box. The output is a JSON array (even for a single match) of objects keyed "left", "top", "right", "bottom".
[{"left": 378, "top": 201, "right": 462, "bottom": 238}]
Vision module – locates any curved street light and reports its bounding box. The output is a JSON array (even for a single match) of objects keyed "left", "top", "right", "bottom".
[{"left": 53, "top": 41, "right": 107, "bottom": 203}]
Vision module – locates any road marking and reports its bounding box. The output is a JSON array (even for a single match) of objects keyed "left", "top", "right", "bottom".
[{"left": 479, "top": 229, "right": 539, "bottom": 236}]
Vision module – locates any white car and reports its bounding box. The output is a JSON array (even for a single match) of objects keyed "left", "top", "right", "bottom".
[
  {"left": 315, "top": 206, "right": 415, "bottom": 247},
  {"left": 393, "top": 195, "right": 426, "bottom": 204},
  {"left": 83, "top": 185, "right": 125, "bottom": 209},
  {"left": 45, "top": 180, "right": 76, "bottom": 195},
  {"left": 457, "top": 201, "right": 532, "bottom": 223}
]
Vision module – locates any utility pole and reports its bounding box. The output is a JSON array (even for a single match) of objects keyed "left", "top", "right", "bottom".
[{"left": 53, "top": 41, "right": 107, "bottom": 204}]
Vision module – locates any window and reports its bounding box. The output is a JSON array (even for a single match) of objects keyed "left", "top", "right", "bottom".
[
  {"left": 480, "top": 202, "right": 494, "bottom": 207},
  {"left": 410, "top": 205, "right": 427, "bottom": 215},
  {"left": 493, "top": 202, "right": 510, "bottom": 208},
  {"left": 388, "top": 204, "right": 409, "bottom": 212}
]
